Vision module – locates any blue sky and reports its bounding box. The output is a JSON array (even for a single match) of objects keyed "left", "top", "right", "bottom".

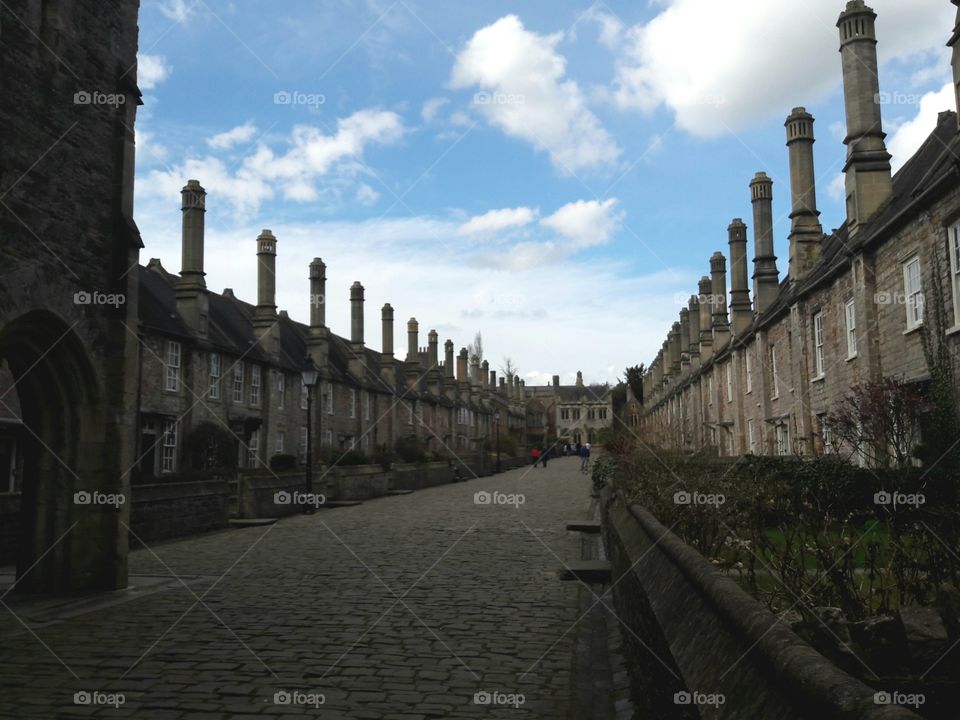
[{"left": 133, "top": 0, "right": 956, "bottom": 385}]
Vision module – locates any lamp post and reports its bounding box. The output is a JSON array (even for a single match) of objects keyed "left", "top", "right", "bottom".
[
  {"left": 494, "top": 410, "right": 501, "bottom": 473},
  {"left": 301, "top": 356, "right": 320, "bottom": 514}
]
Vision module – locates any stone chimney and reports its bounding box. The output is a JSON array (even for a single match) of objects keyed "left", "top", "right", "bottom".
[
  {"left": 687, "top": 295, "right": 701, "bottom": 371},
  {"left": 680, "top": 308, "right": 691, "bottom": 375},
  {"left": 727, "top": 219, "right": 752, "bottom": 336},
  {"left": 380, "top": 303, "right": 395, "bottom": 384},
  {"left": 661, "top": 340, "right": 671, "bottom": 383},
  {"left": 837, "top": 1, "right": 892, "bottom": 234},
  {"left": 490, "top": 370, "right": 497, "bottom": 389},
  {"left": 750, "top": 173, "right": 780, "bottom": 314},
  {"left": 470, "top": 354, "right": 481, "bottom": 386},
  {"left": 519, "top": 379, "right": 526, "bottom": 402},
  {"left": 406, "top": 318, "right": 420, "bottom": 389},
  {"left": 309, "top": 258, "right": 326, "bottom": 333},
  {"left": 348, "top": 282, "right": 365, "bottom": 378},
  {"left": 711, "top": 252, "right": 731, "bottom": 350},
  {"left": 950, "top": 1, "right": 960, "bottom": 128},
  {"left": 427, "top": 330, "right": 439, "bottom": 369},
  {"left": 499, "top": 377, "right": 506, "bottom": 392},
  {"left": 786, "top": 108, "right": 824, "bottom": 280},
  {"left": 457, "top": 348, "right": 469, "bottom": 388},
  {"left": 444, "top": 340, "right": 455, "bottom": 378},
  {"left": 253, "top": 229, "right": 279, "bottom": 354},
  {"left": 698, "top": 276, "right": 714, "bottom": 363},
  {"left": 481, "top": 360, "right": 490, "bottom": 394},
  {"left": 552, "top": 375, "right": 560, "bottom": 387},
  {"left": 576, "top": 370, "right": 584, "bottom": 388},
  {"left": 176, "top": 180, "right": 209, "bottom": 337}
]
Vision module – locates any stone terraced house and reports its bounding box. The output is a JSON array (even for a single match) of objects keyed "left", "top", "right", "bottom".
[
  {"left": 642, "top": 0, "right": 960, "bottom": 460},
  {"left": 524, "top": 372, "right": 614, "bottom": 447}
]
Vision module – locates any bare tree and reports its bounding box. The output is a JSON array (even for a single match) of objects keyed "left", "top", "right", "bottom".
[
  {"left": 467, "top": 331, "right": 483, "bottom": 363},
  {"left": 500, "top": 356, "right": 517, "bottom": 383}
]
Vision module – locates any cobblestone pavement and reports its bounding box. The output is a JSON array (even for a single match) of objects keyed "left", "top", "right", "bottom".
[{"left": 0, "top": 457, "right": 599, "bottom": 718}]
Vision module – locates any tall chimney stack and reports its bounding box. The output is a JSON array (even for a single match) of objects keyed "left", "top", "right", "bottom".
[
  {"left": 253, "top": 229, "right": 279, "bottom": 354},
  {"left": 381, "top": 303, "right": 395, "bottom": 384},
  {"left": 348, "top": 282, "right": 365, "bottom": 378},
  {"left": 680, "top": 308, "right": 691, "bottom": 375},
  {"left": 711, "top": 252, "right": 731, "bottom": 351},
  {"left": 576, "top": 370, "right": 584, "bottom": 388},
  {"left": 949, "top": 1, "right": 960, "bottom": 128},
  {"left": 750, "top": 173, "right": 780, "bottom": 314},
  {"left": 428, "top": 330, "right": 439, "bottom": 369},
  {"left": 470, "top": 354, "right": 481, "bottom": 386},
  {"left": 176, "top": 180, "right": 208, "bottom": 336},
  {"left": 687, "top": 295, "right": 701, "bottom": 371},
  {"left": 444, "top": 340, "right": 455, "bottom": 378},
  {"left": 457, "top": 348, "right": 469, "bottom": 387},
  {"left": 481, "top": 360, "right": 490, "bottom": 393},
  {"left": 698, "top": 276, "right": 714, "bottom": 363},
  {"left": 837, "top": 1, "right": 892, "bottom": 234},
  {"left": 669, "top": 324, "right": 682, "bottom": 376},
  {"left": 406, "top": 318, "right": 420, "bottom": 389},
  {"left": 785, "top": 108, "right": 824, "bottom": 280},
  {"left": 552, "top": 375, "right": 560, "bottom": 387},
  {"left": 309, "top": 258, "right": 326, "bottom": 333},
  {"left": 727, "top": 219, "right": 752, "bottom": 335}
]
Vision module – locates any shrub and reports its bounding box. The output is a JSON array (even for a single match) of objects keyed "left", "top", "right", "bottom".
[
  {"left": 269, "top": 454, "right": 297, "bottom": 471},
  {"left": 395, "top": 434, "right": 428, "bottom": 464},
  {"left": 182, "top": 422, "right": 238, "bottom": 472}
]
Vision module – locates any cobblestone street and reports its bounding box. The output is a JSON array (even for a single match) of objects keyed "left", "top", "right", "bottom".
[{"left": 0, "top": 458, "right": 600, "bottom": 719}]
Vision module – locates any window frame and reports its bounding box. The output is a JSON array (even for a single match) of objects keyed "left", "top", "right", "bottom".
[
  {"left": 770, "top": 346, "right": 780, "bottom": 400},
  {"left": 745, "top": 348, "right": 753, "bottom": 394},
  {"left": 903, "top": 255, "right": 924, "bottom": 330},
  {"left": 208, "top": 353, "right": 221, "bottom": 400},
  {"left": 276, "top": 371, "right": 285, "bottom": 409},
  {"left": 165, "top": 340, "right": 181, "bottom": 393},
  {"left": 250, "top": 364, "right": 261, "bottom": 407},
  {"left": 950, "top": 223, "right": 960, "bottom": 328},
  {"left": 161, "top": 419, "right": 177, "bottom": 473},
  {"left": 232, "top": 362, "right": 244, "bottom": 403},
  {"left": 813, "top": 311, "right": 825, "bottom": 379},
  {"left": 845, "top": 299, "right": 858, "bottom": 359},
  {"left": 725, "top": 363, "right": 733, "bottom": 402}
]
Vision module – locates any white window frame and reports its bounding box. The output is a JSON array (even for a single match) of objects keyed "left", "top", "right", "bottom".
[
  {"left": 325, "top": 382, "right": 334, "bottom": 415},
  {"left": 208, "top": 353, "right": 221, "bottom": 400},
  {"left": 708, "top": 376, "right": 714, "bottom": 406},
  {"left": 903, "top": 255, "right": 924, "bottom": 330},
  {"left": 950, "top": 223, "right": 960, "bottom": 327},
  {"left": 776, "top": 424, "right": 790, "bottom": 456},
  {"left": 747, "top": 419, "right": 756, "bottom": 454},
  {"left": 408, "top": 403, "right": 414, "bottom": 425},
  {"left": 745, "top": 348, "right": 753, "bottom": 394},
  {"left": 845, "top": 299, "right": 858, "bottom": 359},
  {"left": 165, "top": 341, "right": 181, "bottom": 392},
  {"left": 813, "top": 312, "right": 825, "bottom": 378},
  {"left": 233, "top": 362, "right": 244, "bottom": 403},
  {"left": 364, "top": 392, "right": 371, "bottom": 421},
  {"left": 725, "top": 363, "right": 733, "bottom": 402},
  {"left": 770, "top": 346, "right": 780, "bottom": 400},
  {"left": 821, "top": 417, "right": 834, "bottom": 454},
  {"left": 250, "top": 365, "right": 261, "bottom": 407},
  {"left": 349, "top": 389, "right": 357, "bottom": 419},
  {"left": 275, "top": 430, "right": 285, "bottom": 455},
  {"left": 161, "top": 419, "right": 177, "bottom": 473},
  {"left": 326, "top": 429, "right": 335, "bottom": 446},
  {"left": 277, "top": 372, "right": 285, "bottom": 409},
  {"left": 247, "top": 428, "right": 260, "bottom": 467}
]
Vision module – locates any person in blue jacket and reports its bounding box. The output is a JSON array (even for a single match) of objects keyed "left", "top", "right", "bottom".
[{"left": 579, "top": 443, "right": 590, "bottom": 473}]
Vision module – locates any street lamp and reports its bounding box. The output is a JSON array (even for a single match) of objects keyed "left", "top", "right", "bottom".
[
  {"left": 301, "top": 355, "right": 320, "bottom": 514},
  {"left": 494, "top": 410, "right": 501, "bottom": 473}
]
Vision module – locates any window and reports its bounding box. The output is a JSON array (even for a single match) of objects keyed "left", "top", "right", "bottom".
[
  {"left": 275, "top": 430, "right": 285, "bottom": 454},
  {"left": 247, "top": 429, "right": 260, "bottom": 467},
  {"left": 776, "top": 424, "right": 790, "bottom": 456},
  {"left": 300, "top": 379, "right": 308, "bottom": 410},
  {"left": 250, "top": 365, "right": 261, "bottom": 406},
  {"left": 408, "top": 403, "right": 414, "bottom": 425},
  {"left": 277, "top": 372, "right": 285, "bottom": 409},
  {"left": 299, "top": 426, "right": 307, "bottom": 462},
  {"left": 561, "top": 408, "right": 569, "bottom": 420},
  {"left": 587, "top": 408, "right": 595, "bottom": 420},
  {"left": 161, "top": 419, "right": 177, "bottom": 473},
  {"left": 364, "top": 392, "right": 371, "bottom": 421},
  {"left": 770, "top": 346, "right": 779, "bottom": 399},
  {"left": 208, "top": 353, "right": 221, "bottom": 399},
  {"left": 325, "top": 382, "right": 333, "bottom": 415},
  {"left": 903, "top": 256, "right": 924, "bottom": 330},
  {"left": 349, "top": 389, "right": 356, "bottom": 419},
  {"left": 725, "top": 363, "right": 733, "bottom": 402},
  {"left": 951, "top": 224, "right": 960, "bottom": 326},
  {"left": 813, "top": 312, "right": 825, "bottom": 378},
  {"left": 745, "top": 349, "right": 753, "bottom": 393},
  {"left": 572, "top": 409, "right": 580, "bottom": 420},
  {"left": 845, "top": 300, "right": 858, "bottom": 358},
  {"left": 820, "top": 417, "right": 834, "bottom": 454},
  {"left": 599, "top": 408, "right": 607, "bottom": 420},
  {"left": 165, "top": 341, "right": 181, "bottom": 392},
  {"left": 233, "top": 362, "right": 244, "bottom": 403},
  {"left": 747, "top": 419, "right": 756, "bottom": 453},
  {"left": 326, "top": 429, "right": 335, "bottom": 446},
  {"left": 708, "top": 376, "right": 714, "bottom": 406}
]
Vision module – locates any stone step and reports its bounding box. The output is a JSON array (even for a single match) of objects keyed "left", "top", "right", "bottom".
[
  {"left": 559, "top": 561, "right": 611, "bottom": 584},
  {"left": 385, "top": 489, "right": 415, "bottom": 496},
  {"left": 229, "top": 518, "right": 277, "bottom": 527},
  {"left": 323, "top": 500, "right": 363, "bottom": 508},
  {"left": 566, "top": 520, "right": 602, "bottom": 534}
]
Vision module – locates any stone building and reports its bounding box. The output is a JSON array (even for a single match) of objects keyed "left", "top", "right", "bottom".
[
  {"left": 133, "top": 179, "right": 526, "bottom": 479},
  {"left": 642, "top": 1, "right": 960, "bottom": 461},
  {"left": 525, "top": 372, "right": 614, "bottom": 446}
]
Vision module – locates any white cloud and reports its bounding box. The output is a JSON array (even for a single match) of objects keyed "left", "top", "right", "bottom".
[
  {"left": 421, "top": 97, "right": 449, "bottom": 123},
  {"left": 612, "top": 0, "right": 953, "bottom": 137},
  {"left": 142, "top": 109, "right": 405, "bottom": 214},
  {"left": 450, "top": 15, "right": 621, "bottom": 174},
  {"left": 581, "top": 5, "right": 625, "bottom": 49},
  {"left": 457, "top": 206, "right": 538, "bottom": 236},
  {"left": 356, "top": 183, "right": 380, "bottom": 205},
  {"left": 207, "top": 123, "right": 258, "bottom": 150},
  {"left": 138, "top": 54, "right": 171, "bottom": 90},
  {"left": 540, "top": 198, "right": 623, "bottom": 249},
  {"left": 827, "top": 173, "right": 846, "bottom": 203},
  {"left": 158, "top": 0, "right": 193, "bottom": 24},
  {"left": 887, "top": 81, "right": 954, "bottom": 172}
]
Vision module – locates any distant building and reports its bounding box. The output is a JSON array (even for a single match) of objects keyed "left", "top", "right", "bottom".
[{"left": 525, "top": 372, "right": 614, "bottom": 446}]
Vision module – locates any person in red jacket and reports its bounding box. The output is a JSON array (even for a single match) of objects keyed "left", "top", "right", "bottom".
[{"left": 530, "top": 447, "right": 541, "bottom": 467}]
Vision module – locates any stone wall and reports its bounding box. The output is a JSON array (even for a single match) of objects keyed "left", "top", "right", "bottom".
[
  {"left": 601, "top": 485, "right": 923, "bottom": 719},
  {"left": 0, "top": 494, "right": 20, "bottom": 566},
  {"left": 129, "top": 480, "right": 229, "bottom": 544}
]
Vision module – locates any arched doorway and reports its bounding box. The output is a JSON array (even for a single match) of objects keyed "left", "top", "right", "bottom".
[{"left": 0, "top": 310, "right": 127, "bottom": 593}]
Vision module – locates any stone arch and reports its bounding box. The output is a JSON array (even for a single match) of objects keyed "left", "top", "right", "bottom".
[{"left": 0, "top": 310, "right": 126, "bottom": 593}]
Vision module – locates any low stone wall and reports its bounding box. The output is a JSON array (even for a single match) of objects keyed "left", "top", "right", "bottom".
[
  {"left": 0, "top": 493, "right": 20, "bottom": 565},
  {"left": 129, "top": 480, "right": 229, "bottom": 544},
  {"left": 601, "top": 484, "right": 923, "bottom": 720},
  {"left": 237, "top": 471, "right": 327, "bottom": 518},
  {"left": 391, "top": 461, "right": 457, "bottom": 491},
  {"left": 330, "top": 465, "right": 390, "bottom": 501}
]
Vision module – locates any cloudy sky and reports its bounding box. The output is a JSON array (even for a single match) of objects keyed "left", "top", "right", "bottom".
[{"left": 134, "top": 0, "right": 956, "bottom": 385}]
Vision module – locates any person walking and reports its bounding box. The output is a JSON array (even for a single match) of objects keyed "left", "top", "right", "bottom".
[
  {"left": 531, "top": 446, "right": 541, "bottom": 467},
  {"left": 579, "top": 443, "right": 590, "bottom": 474},
  {"left": 541, "top": 445, "right": 549, "bottom": 468}
]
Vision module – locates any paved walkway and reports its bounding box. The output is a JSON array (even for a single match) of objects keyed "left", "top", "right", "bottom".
[{"left": 0, "top": 457, "right": 599, "bottom": 718}]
